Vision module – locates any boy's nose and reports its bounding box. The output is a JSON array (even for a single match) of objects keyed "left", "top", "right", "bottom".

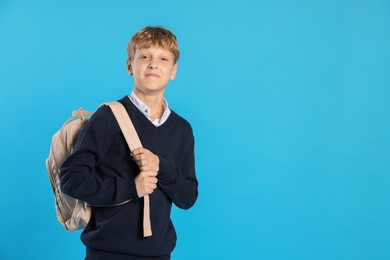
[{"left": 148, "top": 60, "right": 158, "bottom": 69}]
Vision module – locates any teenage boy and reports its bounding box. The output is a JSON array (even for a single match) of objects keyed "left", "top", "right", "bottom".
[{"left": 60, "top": 26, "right": 198, "bottom": 260}]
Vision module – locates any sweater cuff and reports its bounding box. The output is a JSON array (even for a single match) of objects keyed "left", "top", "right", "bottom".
[
  {"left": 158, "top": 156, "right": 176, "bottom": 183},
  {"left": 117, "top": 178, "right": 139, "bottom": 201}
]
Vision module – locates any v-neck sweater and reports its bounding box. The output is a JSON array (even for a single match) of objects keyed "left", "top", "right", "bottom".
[{"left": 60, "top": 96, "right": 198, "bottom": 258}]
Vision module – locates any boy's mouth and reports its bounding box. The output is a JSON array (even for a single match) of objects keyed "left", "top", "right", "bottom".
[{"left": 145, "top": 73, "right": 160, "bottom": 78}]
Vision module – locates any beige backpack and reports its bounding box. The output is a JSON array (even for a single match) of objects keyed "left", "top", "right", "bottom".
[{"left": 45, "top": 102, "right": 152, "bottom": 236}]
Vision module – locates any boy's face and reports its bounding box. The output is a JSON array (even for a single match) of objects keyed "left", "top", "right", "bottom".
[{"left": 127, "top": 45, "right": 177, "bottom": 95}]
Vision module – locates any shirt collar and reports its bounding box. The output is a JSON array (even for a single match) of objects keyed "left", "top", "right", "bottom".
[{"left": 129, "top": 91, "right": 171, "bottom": 126}]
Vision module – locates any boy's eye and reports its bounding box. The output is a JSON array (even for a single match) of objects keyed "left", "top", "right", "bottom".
[{"left": 161, "top": 57, "right": 169, "bottom": 62}]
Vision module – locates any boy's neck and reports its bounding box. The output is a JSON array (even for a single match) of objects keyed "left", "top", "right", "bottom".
[{"left": 133, "top": 89, "right": 165, "bottom": 121}]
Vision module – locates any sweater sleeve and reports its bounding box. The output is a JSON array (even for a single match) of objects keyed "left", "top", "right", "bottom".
[
  {"left": 157, "top": 127, "right": 198, "bottom": 209},
  {"left": 60, "top": 106, "right": 139, "bottom": 206}
]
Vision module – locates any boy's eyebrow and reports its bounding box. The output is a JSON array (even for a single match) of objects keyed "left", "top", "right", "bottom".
[
  {"left": 136, "top": 51, "right": 150, "bottom": 57},
  {"left": 137, "top": 49, "right": 173, "bottom": 56}
]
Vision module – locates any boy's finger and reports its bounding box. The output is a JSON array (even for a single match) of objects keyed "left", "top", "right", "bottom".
[
  {"left": 131, "top": 148, "right": 144, "bottom": 155},
  {"left": 132, "top": 153, "right": 145, "bottom": 162},
  {"left": 142, "top": 171, "right": 158, "bottom": 177},
  {"left": 149, "top": 177, "right": 158, "bottom": 184}
]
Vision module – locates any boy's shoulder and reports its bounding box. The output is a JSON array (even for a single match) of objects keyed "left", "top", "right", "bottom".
[
  {"left": 169, "top": 109, "right": 194, "bottom": 141},
  {"left": 170, "top": 109, "right": 192, "bottom": 129}
]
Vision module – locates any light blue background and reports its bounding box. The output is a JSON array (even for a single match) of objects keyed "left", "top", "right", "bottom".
[{"left": 0, "top": 0, "right": 389, "bottom": 259}]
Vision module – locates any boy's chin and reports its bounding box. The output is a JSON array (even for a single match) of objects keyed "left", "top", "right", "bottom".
[{"left": 134, "top": 86, "right": 167, "bottom": 95}]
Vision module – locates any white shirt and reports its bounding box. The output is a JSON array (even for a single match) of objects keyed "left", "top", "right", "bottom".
[{"left": 128, "top": 91, "right": 171, "bottom": 127}]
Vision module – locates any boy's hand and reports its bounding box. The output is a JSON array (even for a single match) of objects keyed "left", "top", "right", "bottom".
[
  {"left": 135, "top": 171, "right": 158, "bottom": 197},
  {"left": 132, "top": 148, "right": 160, "bottom": 172}
]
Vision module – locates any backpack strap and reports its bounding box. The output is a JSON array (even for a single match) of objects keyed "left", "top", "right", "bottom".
[{"left": 105, "top": 102, "right": 152, "bottom": 237}]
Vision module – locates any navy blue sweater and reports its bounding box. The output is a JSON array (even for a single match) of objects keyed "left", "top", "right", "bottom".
[{"left": 60, "top": 96, "right": 198, "bottom": 258}]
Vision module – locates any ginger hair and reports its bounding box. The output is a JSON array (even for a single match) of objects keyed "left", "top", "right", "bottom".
[{"left": 127, "top": 26, "right": 180, "bottom": 64}]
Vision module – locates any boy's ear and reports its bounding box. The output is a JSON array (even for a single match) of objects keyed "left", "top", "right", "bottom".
[
  {"left": 127, "top": 59, "right": 133, "bottom": 76},
  {"left": 170, "top": 63, "right": 178, "bottom": 80}
]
